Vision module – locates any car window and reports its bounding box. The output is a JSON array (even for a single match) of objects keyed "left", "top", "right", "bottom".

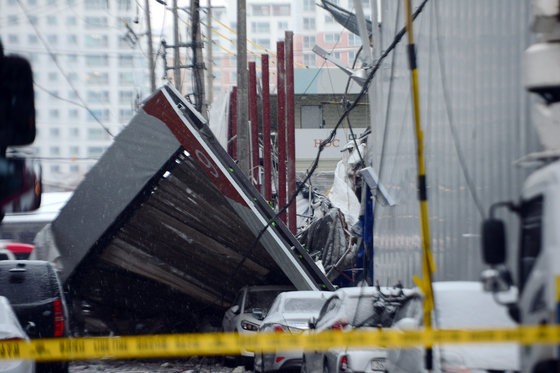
[
  {"left": 0, "top": 265, "right": 57, "bottom": 304},
  {"left": 316, "top": 296, "right": 341, "bottom": 326},
  {"left": 244, "top": 289, "right": 284, "bottom": 312},
  {"left": 392, "top": 295, "right": 422, "bottom": 325},
  {"left": 268, "top": 295, "right": 281, "bottom": 314}
]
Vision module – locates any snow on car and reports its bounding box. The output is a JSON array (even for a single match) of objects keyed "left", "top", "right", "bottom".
[
  {"left": 0, "top": 295, "right": 34, "bottom": 373},
  {"left": 254, "top": 290, "right": 333, "bottom": 372}
]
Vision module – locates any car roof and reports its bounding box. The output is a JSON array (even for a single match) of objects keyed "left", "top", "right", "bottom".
[{"left": 276, "top": 290, "right": 332, "bottom": 299}]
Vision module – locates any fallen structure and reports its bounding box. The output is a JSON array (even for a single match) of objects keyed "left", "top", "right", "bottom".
[{"left": 34, "top": 85, "right": 333, "bottom": 335}]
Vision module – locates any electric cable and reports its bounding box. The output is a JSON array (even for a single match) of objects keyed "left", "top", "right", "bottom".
[{"left": 221, "top": 0, "right": 432, "bottom": 299}]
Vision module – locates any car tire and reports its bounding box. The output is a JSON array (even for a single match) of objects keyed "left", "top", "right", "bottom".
[
  {"left": 36, "top": 362, "right": 69, "bottom": 373},
  {"left": 323, "top": 359, "right": 329, "bottom": 373},
  {"left": 300, "top": 358, "right": 307, "bottom": 373}
]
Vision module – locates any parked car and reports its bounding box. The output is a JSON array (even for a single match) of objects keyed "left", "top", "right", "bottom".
[
  {"left": 222, "top": 285, "right": 295, "bottom": 364},
  {"left": 0, "top": 295, "right": 35, "bottom": 373},
  {"left": 386, "top": 281, "right": 519, "bottom": 373},
  {"left": 302, "top": 285, "right": 409, "bottom": 373},
  {"left": 254, "top": 290, "right": 333, "bottom": 372},
  {"left": 0, "top": 261, "right": 70, "bottom": 373}
]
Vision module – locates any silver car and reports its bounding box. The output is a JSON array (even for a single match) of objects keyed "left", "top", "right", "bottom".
[
  {"left": 254, "top": 290, "right": 333, "bottom": 372},
  {"left": 302, "top": 285, "right": 409, "bottom": 373},
  {"left": 222, "top": 285, "right": 295, "bottom": 362}
]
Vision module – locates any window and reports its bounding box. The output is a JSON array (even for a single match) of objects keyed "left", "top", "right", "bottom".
[
  {"left": 256, "top": 39, "right": 270, "bottom": 50},
  {"left": 47, "top": 16, "right": 57, "bottom": 25},
  {"left": 119, "top": 90, "right": 133, "bottom": 104},
  {"left": 47, "top": 34, "right": 58, "bottom": 45},
  {"left": 119, "top": 72, "right": 134, "bottom": 85},
  {"left": 324, "top": 33, "right": 340, "bottom": 43},
  {"left": 272, "top": 4, "right": 290, "bottom": 16},
  {"left": 85, "top": 16, "right": 108, "bottom": 28},
  {"left": 86, "top": 54, "right": 109, "bottom": 67},
  {"left": 303, "top": 36, "right": 315, "bottom": 49},
  {"left": 87, "top": 109, "right": 110, "bottom": 122},
  {"left": 67, "top": 35, "right": 78, "bottom": 45},
  {"left": 118, "top": 55, "right": 134, "bottom": 67},
  {"left": 68, "top": 128, "right": 79, "bottom": 137},
  {"left": 29, "top": 16, "right": 38, "bottom": 25},
  {"left": 303, "top": 18, "right": 315, "bottom": 30},
  {"left": 251, "top": 5, "right": 269, "bottom": 16},
  {"left": 8, "top": 35, "right": 18, "bottom": 44},
  {"left": 348, "top": 33, "right": 361, "bottom": 46},
  {"left": 67, "top": 54, "right": 78, "bottom": 64},
  {"left": 28, "top": 35, "right": 38, "bottom": 44},
  {"left": 87, "top": 90, "right": 110, "bottom": 103},
  {"left": 229, "top": 71, "right": 237, "bottom": 84},
  {"left": 119, "top": 109, "right": 133, "bottom": 122},
  {"left": 348, "top": 50, "right": 356, "bottom": 63},
  {"left": 69, "top": 146, "right": 79, "bottom": 156},
  {"left": 68, "top": 109, "right": 79, "bottom": 119},
  {"left": 48, "top": 72, "right": 58, "bottom": 82},
  {"left": 7, "top": 15, "right": 18, "bottom": 25},
  {"left": 334, "top": 51, "right": 341, "bottom": 59},
  {"left": 87, "top": 146, "right": 105, "bottom": 157},
  {"left": 85, "top": 35, "right": 108, "bottom": 48},
  {"left": 49, "top": 91, "right": 59, "bottom": 101},
  {"left": 28, "top": 0, "right": 37, "bottom": 5},
  {"left": 68, "top": 72, "right": 78, "bottom": 82},
  {"left": 49, "top": 146, "right": 60, "bottom": 156},
  {"left": 118, "top": 0, "right": 131, "bottom": 10},
  {"left": 49, "top": 128, "right": 60, "bottom": 136},
  {"left": 325, "top": 15, "right": 334, "bottom": 23},
  {"left": 70, "top": 165, "right": 80, "bottom": 173},
  {"left": 85, "top": 0, "right": 108, "bottom": 9},
  {"left": 118, "top": 36, "right": 134, "bottom": 49},
  {"left": 49, "top": 110, "right": 60, "bottom": 119},
  {"left": 304, "top": 0, "right": 314, "bottom": 11},
  {"left": 251, "top": 22, "right": 269, "bottom": 33},
  {"left": 303, "top": 53, "right": 316, "bottom": 66},
  {"left": 87, "top": 128, "right": 105, "bottom": 140},
  {"left": 278, "top": 21, "right": 288, "bottom": 31},
  {"left": 66, "top": 16, "right": 77, "bottom": 26},
  {"left": 86, "top": 72, "right": 109, "bottom": 84},
  {"left": 50, "top": 165, "right": 60, "bottom": 173}
]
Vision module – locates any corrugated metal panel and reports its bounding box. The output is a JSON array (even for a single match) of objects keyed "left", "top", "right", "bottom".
[{"left": 369, "top": 0, "right": 539, "bottom": 286}]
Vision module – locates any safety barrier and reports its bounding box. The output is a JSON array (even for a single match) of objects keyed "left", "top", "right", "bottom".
[{"left": 1, "top": 326, "right": 559, "bottom": 361}]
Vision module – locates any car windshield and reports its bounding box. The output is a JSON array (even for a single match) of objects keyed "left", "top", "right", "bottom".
[
  {"left": 283, "top": 297, "right": 325, "bottom": 312},
  {"left": 244, "top": 290, "right": 284, "bottom": 312}
]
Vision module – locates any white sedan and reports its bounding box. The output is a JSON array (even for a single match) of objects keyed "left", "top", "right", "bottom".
[
  {"left": 254, "top": 290, "right": 333, "bottom": 372},
  {"left": 0, "top": 296, "right": 34, "bottom": 373}
]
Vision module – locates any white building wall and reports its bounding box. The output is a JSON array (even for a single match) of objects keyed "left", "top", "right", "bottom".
[{"left": 0, "top": 0, "right": 151, "bottom": 191}]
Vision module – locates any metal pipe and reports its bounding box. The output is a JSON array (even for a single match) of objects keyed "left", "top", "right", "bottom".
[
  {"left": 262, "top": 54, "right": 272, "bottom": 202},
  {"left": 249, "top": 62, "right": 259, "bottom": 186},
  {"left": 228, "top": 87, "right": 238, "bottom": 159},
  {"left": 277, "top": 41, "right": 286, "bottom": 223},
  {"left": 285, "top": 31, "right": 296, "bottom": 234}
]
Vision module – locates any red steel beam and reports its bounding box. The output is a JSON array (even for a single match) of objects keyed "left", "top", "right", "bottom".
[
  {"left": 248, "top": 62, "right": 259, "bottom": 187},
  {"left": 262, "top": 54, "right": 272, "bottom": 202},
  {"left": 285, "top": 32, "right": 296, "bottom": 234},
  {"left": 276, "top": 41, "right": 286, "bottom": 223}
]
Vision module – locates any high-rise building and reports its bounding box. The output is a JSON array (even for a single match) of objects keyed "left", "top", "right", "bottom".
[{"left": 0, "top": 0, "right": 151, "bottom": 191}]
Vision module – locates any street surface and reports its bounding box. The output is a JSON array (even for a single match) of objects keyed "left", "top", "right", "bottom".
[{"left": 70, "top": 359, "right": 242, "bottom": 373}]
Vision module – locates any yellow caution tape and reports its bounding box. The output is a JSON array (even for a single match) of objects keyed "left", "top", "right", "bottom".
[{"left": 1, "top": 326, "right": 560, "bottom": 361}]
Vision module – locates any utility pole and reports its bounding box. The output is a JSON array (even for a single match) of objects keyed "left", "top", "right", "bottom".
[
  {"left": 237, "top": 0, "right": 250, "bottom": 177},
  {"left": 144, "top": 0, "right": 156, "bottom": 92},
  {"left": 205, "top": 0, "right": 213, "bottom": 109},
  {"left": 191, "top": 0, "right": 206, "bottom": 116},
  {"left": 172, "top": 0, "right": 181, "bottom": 92}
]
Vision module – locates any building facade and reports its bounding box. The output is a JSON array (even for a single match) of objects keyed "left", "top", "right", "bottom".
[{"left": 0, "top": 0, "right": 151, "bottom": 191}]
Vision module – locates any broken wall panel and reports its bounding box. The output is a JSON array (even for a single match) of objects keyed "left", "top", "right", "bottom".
[{"left": 38, "top": 84, "right": 332, "bottom": 335}]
